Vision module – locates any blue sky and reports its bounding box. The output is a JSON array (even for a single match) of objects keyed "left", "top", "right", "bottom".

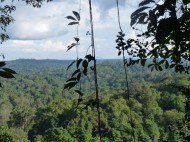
[{"left": 1, "top": 0, "right": 139, "bottom": 60}]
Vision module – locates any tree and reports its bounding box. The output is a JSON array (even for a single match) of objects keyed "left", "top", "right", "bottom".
[{"left": 122, "top": 0, "right": 190, "bottom": 73}]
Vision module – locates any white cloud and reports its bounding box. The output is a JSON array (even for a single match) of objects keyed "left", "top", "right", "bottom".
[{"left": 1, "top": 0, "right": 141, "bottom": 60}]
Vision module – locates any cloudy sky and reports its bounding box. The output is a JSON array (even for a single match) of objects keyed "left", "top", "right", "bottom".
[{"left": 1, "top": 0, "right": 140, "bottom": 60}]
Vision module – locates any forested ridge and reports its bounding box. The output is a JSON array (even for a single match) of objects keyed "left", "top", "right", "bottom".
[{"left": 0, "top": 59, "right": 189, "bottom": 142}]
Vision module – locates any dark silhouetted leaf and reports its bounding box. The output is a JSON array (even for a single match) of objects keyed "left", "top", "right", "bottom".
[
  {"left": 131, "top": 6, "right": 150, "bottom": 19},
  {"left": 85, "top": 54, "right": 95, "bottom": 62},
  {"left": 185, "top": 136, "right": 190, "bottom": 141},
  {"left": 74, "top": 37, "right": 80, "bottom": 42},
  {"left": 76, "top": 72, "right": 81, "bottom": 81},
  {"left": 0, "top": 71, "right": 15, "bottom": 78},
  {"left": 183, "top": 0, "right": 190, "bottom": 5},
  {"left": 139, "top": 0, "right": 155, "bottom": 7},
  {"left": 118, "top": 51, "right": 121, "bottom": 56},
  {"left": 90, "top": 66, "right": 94, "bottom": 71},
  {"left": 82, "top": 60, "right": 88, "bottom": 68},
  {"left": 72, "top": 69, "right": 80, "bottom": 77},
  {"left": 2, "top": 68, "right": 16, "bottom": 74},
  {"left": 66, "top": 77, "right": 77, "bottom": 82},
  {"left": 67, "top": 43, "right": 77, "bottom": 52},
  {"left": 0, "top": 61, "right": 6, "bottom": 67},
  {"left": 76, "top": 58, "right": 83, "bottom": 68},
  {"left": 75, "top": 90, "right": 83, "bottom": 96},
  {"left": 141, "top": 59, "right": 146, "bottom": 66},
  {"left": 66, "top": 16, "right": 77, "bottom": 21},
  {"left": 64, "top": 81, "right": 78, "bottom": 90},
  {"left": 68, "top": 22, "right": 79, "bottom": 25},
  {"left": 73, "top": 11, "right": 80, "bottom": 21},
  {"left": 83, "top": 68, "right": 87, "bottom": 76},
  {"left": 67, "top": 60, "right": 76, "bottom": 70}
]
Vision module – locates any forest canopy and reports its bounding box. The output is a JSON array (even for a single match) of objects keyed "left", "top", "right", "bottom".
[{"left": 0, "top": 0, "right": 190, "bottom": 142}]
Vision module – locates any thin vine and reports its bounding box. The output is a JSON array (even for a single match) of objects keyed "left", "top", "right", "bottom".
[
  {"left": 88, "top": 1, "right": 102, "bottom": 141},
  {"left": 65, "top": 0, "right": 102, "bottom": 141},
  {"left": 115, "top": 0, "right": 135, "bottom": 141}
]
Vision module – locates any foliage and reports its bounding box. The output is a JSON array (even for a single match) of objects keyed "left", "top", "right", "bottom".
[
  {"left": 121, "top": 0, "right": 190, "bottom": 73},
  {"left": 0, "top": 59, "right": 189, "bottom": 141},
  {"left": 0, "top": 61, "right": 16, "bottom": 87}
]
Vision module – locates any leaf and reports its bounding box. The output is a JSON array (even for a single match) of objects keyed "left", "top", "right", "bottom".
[
  {"left": 118, "top": 51, "right": 121, "bottom": 56},
  {"left": 139, "top": 0, "right": 155, "bottom": 7},
  {"left": 158, "top": 65, "right": 163, "bottom": 71},
  {"left": 68, "top": 22, "right": 79, "bottom": 25},
  {"left": 90, "top": 66, "right": 94, "bottom": 71},
  {"left": 72, "top": 69, "right": 80, "bottom": 77},
  {"left": 183, "top": 0, "right": 190, "bottom": 5},
  {"left": 85, "top": 54, "right": 95, "bottom": 62},
  {"left": 131, "top": 6, "right": 150, "bottom": 19},
  {"left": 148, "top": 64, "right": 154, "bottom": 68},
  {"left": 165, "top": 60, "right": 169, "bottom": 69},
  {"left": 141, "top": 59, "right": 146, "bottom": 66},
  {"left": 74, "top": 37, "right": 80, "bottom": 42},
  {"left": 83, "top": 68, "right": 87, "bottom": 76},
  {"left": 65, "top": 16, "right": 77, "bottom": 21},
  {"left": 185, "top": 136, "right": 190, "bottom": 141},
  {"left": 76, "top": 72, "right": 81, "bottom": 81},
  {"left": 2, "top": 68, "right": 16, "bottom": 74},
  {"left": 76, "top": 58, "right": 83, "bottom": 69},
  {"left": 170, "top": 64, "right": 176, "bottom": 68},
  {"left": 0, "top": 61, "right": 6, "bottom": 67},
  {"left": 73, "top": 11, "right": 80, "bottom": 21},
  {"left": 66, "top": 77, "right": 77, "bottom": 82},
  {"left": 82, "top": 60, "right": 88, "bottom": 68},
  {"left": 67, "top": 60, "right": 76, "bottom": 70},
  {"left": 67, "top": 43, "right": 76, "bottom": 52},
  {"left": 131, "top": 12, "right": 148, "bottom": 27},
  {"left": 159, "top": 60, "right": 165, "bottom": 65},
  {"left": 75, "top": 90, "right": 83, "bottom": 96},
  {"left": 0, "top": 71, "right": 15, "bottom": 78},
  {"left": 64, "top": 81, "right": 78, "bottom": 90}
]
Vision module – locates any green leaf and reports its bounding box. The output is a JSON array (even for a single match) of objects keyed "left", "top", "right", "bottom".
[{"left": 73, "top": 11, "right": 80, "bottom": 21}]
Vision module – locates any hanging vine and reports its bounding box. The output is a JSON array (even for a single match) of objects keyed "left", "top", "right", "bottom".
[
  {"left": 64, "top": 0, "right": 102, "bottom": 141},
  {"left": 115, "top": 0, "right": 135, "bottom": 141}
]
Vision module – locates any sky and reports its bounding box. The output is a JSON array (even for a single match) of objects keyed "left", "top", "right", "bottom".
[{"left": 1, "top": 0, "right": 140, "bottom": 60}]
